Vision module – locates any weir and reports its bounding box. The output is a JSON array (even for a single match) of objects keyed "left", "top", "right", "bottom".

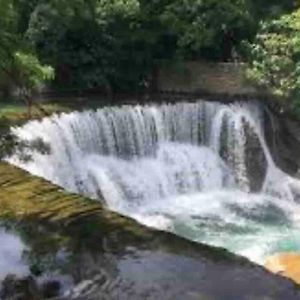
[{"left": 8, "top": 100, "right": 300, "bottom": 263}]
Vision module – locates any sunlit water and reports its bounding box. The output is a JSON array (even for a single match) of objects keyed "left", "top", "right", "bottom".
[{"left": 8, "top": 101, "right": 300, "bottom": 264}]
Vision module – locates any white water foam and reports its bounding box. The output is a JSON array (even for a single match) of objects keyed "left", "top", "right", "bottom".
[{"left": 7, "top": 101, "right": 300, "bottom": 263}]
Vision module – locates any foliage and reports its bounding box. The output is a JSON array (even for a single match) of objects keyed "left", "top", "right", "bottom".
[
  {"left": 160, "top": 0, "right": 256, "bottom": 60},
  {"left": 246, "top": 9, "right": 300, "bottom": 110},
  {"left": 0, "top": 0, "right": 18, "bottom": 55},
  {"left": 0, "top": 0, "right": 19, "bottom": 77},
  {"left": 13, "top": 51, "right": 54, "bottom": 94},
  {"left": 0, "top": 0, "right": 299, "bottom": 96},
  {"left": 0, "top": 117, "right": 50, "bottom": 161},
  {"left": 26, "top": 0, "right": 150, "bottom": 92},
  {"left": 249, "top": 0, "right": 296, "bottom": 19},
  {"left": 24, "top": 0, "right": 263, "bottom": 91},
  {"left": 0, "top": 0, "right": 54, "bottom": 104}
]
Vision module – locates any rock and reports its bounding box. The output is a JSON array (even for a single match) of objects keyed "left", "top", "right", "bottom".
[
  {"left": 0, "top": 275, "right": 41, "bottom": 300},
  {"left": 265, "top": 253, "right": 300, "bottom": 285},
  {"left": 0, "top": 275, "right": 62, "bottom": 300},
  {"left": 244, "top": 121, "right": 268, "bottom": 192},
  {"left": 264, "top": 106, "right": 300, "bottom": 176},
  {"left": 41, "top": 280, "right": 61, "bottom": 298}
]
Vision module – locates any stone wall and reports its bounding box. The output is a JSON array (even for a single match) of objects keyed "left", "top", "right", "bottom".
[{"left": 157, "top": 61, "right": 258, "bottom": 96}]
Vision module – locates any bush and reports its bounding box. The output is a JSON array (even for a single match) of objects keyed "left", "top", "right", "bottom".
[{"left": 246, "top": 9, "right": 300, "bottom": 112}]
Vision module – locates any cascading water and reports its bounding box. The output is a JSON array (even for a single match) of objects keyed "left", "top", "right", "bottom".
[{"left": 8, "top": 101, "right": 300, "bottom": 263}]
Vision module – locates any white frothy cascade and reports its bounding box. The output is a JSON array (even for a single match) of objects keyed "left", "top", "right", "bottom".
[{"left": 8, "top": 101, "right": 300, "bottom": 263}]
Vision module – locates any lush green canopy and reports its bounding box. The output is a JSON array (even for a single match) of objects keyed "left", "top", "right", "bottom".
[
  {"left": 0, "top": 0, "right": 54, "bottom": 106},
  {"left": 0, "top": 0, "right": 298, "bottom": 95}
]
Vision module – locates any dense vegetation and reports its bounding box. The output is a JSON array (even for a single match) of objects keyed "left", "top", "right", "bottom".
[
  {"left": 0, "top": 0, "right": 298, "bottom": 108},
  {"left": 246, "top": 8, "right": 300, "bottom": 112},
  {"left": 0, "top": 0, "right": 54, "bottom": 111}
]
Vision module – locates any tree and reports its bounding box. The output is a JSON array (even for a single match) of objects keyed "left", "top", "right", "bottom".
[
  {"left": 249, "top": 0, "right": 296, "bottom": 20},
  {"left": 26, "top": 0, "right": 151, "bottom": 94},
  {"left": 4, "top": 0, "right": 297, "bottom": 99},
  {"left": 159, "top": 0, "right": 256, "bottom": 61},
  {"left": 13, "top": 52, "right": 54, "bottom": 114},
  {"left": 246, "top": 9, "right": 300, "bottom": 112},
  {"left": 0, "top": 0, "right": 18, "bottom": 71},
  {"left": 0, "top": 0, "right": 54, "bottom": 115}
]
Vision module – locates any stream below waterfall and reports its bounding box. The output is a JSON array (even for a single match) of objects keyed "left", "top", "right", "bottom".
[{"left": 8, "top": 100, "right": 300, "bottom": 264}]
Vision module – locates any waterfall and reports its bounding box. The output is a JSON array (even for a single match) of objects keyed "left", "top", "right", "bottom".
[{"left": 8, "top": 100, "right": 300, "bottom": 263}]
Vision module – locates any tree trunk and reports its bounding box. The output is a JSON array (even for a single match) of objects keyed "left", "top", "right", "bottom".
[{"left": 24, "top": 94, "right": 33, "bottom": 117}]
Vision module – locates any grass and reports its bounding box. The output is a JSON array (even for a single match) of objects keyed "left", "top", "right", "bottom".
[
  {"left": 0, "top": 100, "right": 72, "bottom": 124},
  {"left": 0, "top": 95, "right": 120, "bottom": 125}
]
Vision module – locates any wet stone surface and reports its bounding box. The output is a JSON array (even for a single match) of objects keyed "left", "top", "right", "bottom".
[{"left": 0, "top": 215, "right": 299, "bottom": 300}]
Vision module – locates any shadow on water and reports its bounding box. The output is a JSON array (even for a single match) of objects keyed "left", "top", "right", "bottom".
[
  {"left": 0, "top": 161, "right": 283, "bottom": 299},
  {"left": 0, "top": 213, "right": 300, "bottom": 300}
]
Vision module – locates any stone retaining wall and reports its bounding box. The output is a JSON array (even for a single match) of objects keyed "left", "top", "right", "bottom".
[{"left": 157, "top": 61, "right": 258, "bottom": 96}]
